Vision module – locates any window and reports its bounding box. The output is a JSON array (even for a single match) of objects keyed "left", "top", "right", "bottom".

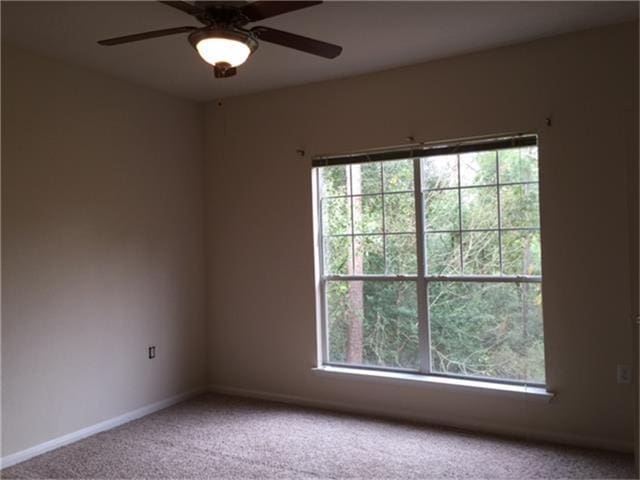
[{"left": 314, "top": 135, "right": 545, "bottom": 386}]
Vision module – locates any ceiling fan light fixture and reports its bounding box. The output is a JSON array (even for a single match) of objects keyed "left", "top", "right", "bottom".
[
  {"left": 189, "top": 29, "right": 258, "bottom": 69},
  {"left": 97, "top": 1, "right": 343, "bottom": 80}
]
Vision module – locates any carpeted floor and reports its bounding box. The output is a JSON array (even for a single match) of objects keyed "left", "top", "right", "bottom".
[{"left": 2, "top": 393, "right": 635, "bottom": 479}]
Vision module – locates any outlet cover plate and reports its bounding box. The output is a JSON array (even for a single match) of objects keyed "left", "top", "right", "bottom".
[{"left": 617, "top": 364, "right": 630, "bottom": 384}]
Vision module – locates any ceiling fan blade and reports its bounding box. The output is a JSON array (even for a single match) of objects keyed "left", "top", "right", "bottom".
[
  {"left": 158, "top": 1, "right": 203, "bottom": 16},
  {"left": 242, "top": 1, "right": 322, "bottom": 22},
  {"left": 98, "top": 26, "right": 197, "bottom": 46},
  {"left": 251, "top": 26, "right": 341, "bottom": 59}
]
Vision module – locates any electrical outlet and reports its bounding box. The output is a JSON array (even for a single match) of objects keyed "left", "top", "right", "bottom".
[
  {"left": 148, "top": 346, "right": 156, "bottom": 359},
  {"left": 617, "top": 364, "right": 630, "bottom": 384}
]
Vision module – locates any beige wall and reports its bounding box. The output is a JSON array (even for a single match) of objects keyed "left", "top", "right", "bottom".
[
  {"left": 204, "top": 22, "right": 639, "bottom": 450},
  {"left": 1, "top": 46, "right": 208, "bottom": 456}
]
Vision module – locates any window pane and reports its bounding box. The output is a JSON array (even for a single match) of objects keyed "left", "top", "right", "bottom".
[
  {"left": 500, "top": 184, "right": 540, "bottom": 228},
  {"left": 383, "top": 159, "right": 414, "bottom": 192},
  {"left": 502, "top": 230, "right": 541, "bottom": 276},
  {"left": 327, "top": 280, "right": 419, "bottom": 369},
  {"left": 322, "top": 197, "right": 351, "bottom": 235},
  {"left": 386, "top": 234, "right": 417, "bottom": 274},
  {"left": 317, "top": 139, "right": 544, "bottom": 386},
  {"left": 422, "top": 155, "right": 458, "bottom": 189},
  {"left": 428, "top": 281, "right": 545, "bottom": 383},
  {"left": 320, "top": 164, "right": 348, "bottom": 197},
  {"left": 384, "top": 193, "right": 415, "bottom": 233},
  {"left": 499, "top": 147, "right": 538, "bottom": 183},
  {"left": 461, "top": 187, "right": 498, "bottom": 230},
  {"left": 459, "top": 151, "right": 496, "bottom": 186},
  {"left": 353, "top": 195, "right": 383, "bottom": 234},
  {"left": 462, "top": 231, "right": 500, "bottom": 275},
  {"left": 360, "top": 163, "right": 382, "bottom": 194},
  {"left": 354, "top": 235, "right": 384, "bottom": 275},
  {"left": 324, "top": 236, "right": 351, "bottom": 275},
  {"left": 426, "top": 232, "right": 461, "bottom": 275},
  {"left": 425, "top": 189, "right": 459, "bottom": 231}
]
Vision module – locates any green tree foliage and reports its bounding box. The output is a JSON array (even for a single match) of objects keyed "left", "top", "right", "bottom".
[
  {"left": 327, "top": 281, "right": 419, "bottom": 369},
  {"left": 319, "top": 147, "right": 544, "bottom": 383}
]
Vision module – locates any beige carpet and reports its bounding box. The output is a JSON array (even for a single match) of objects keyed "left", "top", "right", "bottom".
[{"left": 2, "top": 393, "right": 635, "bottom": 479}]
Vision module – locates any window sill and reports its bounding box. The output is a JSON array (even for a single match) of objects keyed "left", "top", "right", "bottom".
[{"left": 312, "top": 366, "right": 554, "bottom": 402}]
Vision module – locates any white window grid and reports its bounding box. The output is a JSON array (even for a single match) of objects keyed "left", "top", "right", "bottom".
[{"left": 315, "top": 146, "right": 543, "bottom": 387}]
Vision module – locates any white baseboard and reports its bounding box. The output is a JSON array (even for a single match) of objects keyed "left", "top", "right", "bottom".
[
  {"left": 0, "top": 386, "right": 208, "bottom": 470},
  {"left": 2, "top": 383, "right": 631, "bottom": 470},
  {"left": 208, "top": 384, "right": 634, "bottom": 454}
]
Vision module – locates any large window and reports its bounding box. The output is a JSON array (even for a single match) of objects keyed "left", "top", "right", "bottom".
[{"left": 314, "top": 135, "right": 545, "bottom": 385}]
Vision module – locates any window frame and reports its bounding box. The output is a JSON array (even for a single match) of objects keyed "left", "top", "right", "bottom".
[{"left": 313, "top": 134, "right": 545, "bottom": 388}]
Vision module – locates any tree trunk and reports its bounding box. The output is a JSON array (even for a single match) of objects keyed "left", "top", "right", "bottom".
[
  {"left": 521, "top": 189, "right": 533, "bottom": 342},
  {"left": 521, "top": 217, "right": 533, "bottom": 378},
  {"left": 347, "top": 165, "right": 364, "bottom": 363}
]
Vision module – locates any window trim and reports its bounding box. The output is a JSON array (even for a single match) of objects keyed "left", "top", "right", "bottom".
[
  {"left": 312, "top": 133, "right": 537, "bottom": 168},
  {"left": 313, "top": 134, "right": 546, "bottom": 389},
  {"left": 311, "top": 365, "right": 553, "bottom": 401}
]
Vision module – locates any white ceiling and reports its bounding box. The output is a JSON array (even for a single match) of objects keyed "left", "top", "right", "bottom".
[{"left": 1, "top": 1, "right": 637, "bottom": 102}]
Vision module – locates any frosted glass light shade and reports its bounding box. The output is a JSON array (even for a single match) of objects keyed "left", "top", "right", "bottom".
[{"left": 195, "top": 37, "right": 251, "bottom": 67}]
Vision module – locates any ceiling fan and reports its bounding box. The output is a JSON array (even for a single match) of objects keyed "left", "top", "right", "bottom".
[{"left": 98, "top": 1, "right": 342, "bottom": 78}]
